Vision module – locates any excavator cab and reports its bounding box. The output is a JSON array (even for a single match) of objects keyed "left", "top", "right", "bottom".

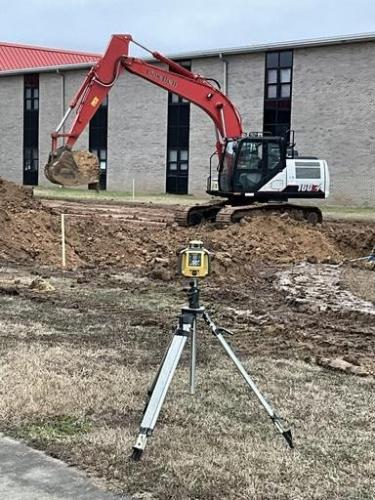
[{"left": 216, "top": 135, "right": 287, "bottom": 196}]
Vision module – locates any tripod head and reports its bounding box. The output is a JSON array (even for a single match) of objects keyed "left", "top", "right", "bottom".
[{"left": 187, "top": 279, "right": 200, "bottom": 309}]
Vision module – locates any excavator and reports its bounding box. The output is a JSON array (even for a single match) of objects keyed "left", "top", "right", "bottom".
[{"left": 45, "top": 34, "right": 330, "bottom": 226}]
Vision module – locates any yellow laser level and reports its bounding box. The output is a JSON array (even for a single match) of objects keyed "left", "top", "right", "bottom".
[{"left": 179, "top": 240, "right": 211, "bottom": 278}]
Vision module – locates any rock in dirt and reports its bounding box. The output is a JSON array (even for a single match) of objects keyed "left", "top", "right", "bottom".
[
  {"left": 148, "top": 266, "right": 173, "bottom": 282},
  {"left": 317, "top": 357, "right": 369, "bottom": 376},
  {"left": 29, "top": 278, "right": 55, "bottom": 292}
]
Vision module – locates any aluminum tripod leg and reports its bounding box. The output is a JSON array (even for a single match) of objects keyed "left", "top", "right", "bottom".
[
  {"left": 131, "top": 309, "right": 198, "bottom": 461},
  {"left": 202, "top": 310, "right": 293, "bottom": 448},
  {"left": 190, "top": 318, "right": 197, "bottom": 394}
]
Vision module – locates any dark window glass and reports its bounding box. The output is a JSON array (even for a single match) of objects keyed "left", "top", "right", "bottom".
[
  {"left": 168, "top": 106, "right": 179, "bottom": 125},
  {"left": 264, "top": 51, "right": 293, "bottom": 137},
  {"left": 166, "top": 61, "right": 191, "bottom": 194},
  {"left": 24, "top": 79, "right": 39, "bottom": 111},
  {"left": 278, "top": 109, "right": 291, "bottom": 123},
  {"left": 279, "top": 51, "right": 293, "bottom": 67},
  {"left": 266, "top": 52, "right": 279, "bottom": 68},
  {"left": 178, "top": 126, "right": 189, "bottom": 147},
  {"left": 265, "top": 51, "right": 293, "bottom": 100},
  {"left": 167, "top": 127, "right": 178, "bottom": 148},
  {"left": 278, "top": 100, "right": 291, "bottom": 111},
  {"left": 264, "top": 108, "right": 277, "bottom": 124},
  {"left": 89, "top": 98, "right": 108, "bottom": 190},
  {"left": 179, "top": 105, "right": 190, "bottom": 123},
  {"left": 280, "top": 68, "right": 291, "bottom": 83},
  {"left": 23, "top": 74, "right": 39, "bottom": 185},
  {"left": 281, "top": 84, "right": 291, "bottom": 98},
  {"left": 267, "top": 69, "right": 277, "bottom": 84},
  {"left": 267, "top": 85, "right": 277, "bottom": 99}
]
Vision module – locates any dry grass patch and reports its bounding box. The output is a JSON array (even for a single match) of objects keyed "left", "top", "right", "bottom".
[
  {"left": 0, "top": 341, "right": 373, "bottom": 499},
  {"left": 0, "top": 267, "right": 373, "bottom": 499}
]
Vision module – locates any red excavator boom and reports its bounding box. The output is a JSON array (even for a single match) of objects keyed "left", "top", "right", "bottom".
[{"left": 51, "top": 34, "right": 243, "bottom": 161}]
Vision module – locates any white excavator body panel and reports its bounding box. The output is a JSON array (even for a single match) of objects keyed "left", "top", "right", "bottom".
[{"left": 258, "top": 159, "right": 330, "bottom": 198}]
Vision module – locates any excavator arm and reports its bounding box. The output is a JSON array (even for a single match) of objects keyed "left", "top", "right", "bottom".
[{"left": 45, "top": 34, "right": 243, "bottom": 186}]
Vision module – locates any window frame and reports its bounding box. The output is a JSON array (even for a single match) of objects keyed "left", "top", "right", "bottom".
[
  {"left": 265, "top": 51, "right": 293, "bottom": 101},
  {"left": 166, "top": 61, "right": 191, "bottom": 194},
  {"left": 263, "top": 51, "right": 293, "bottom": 138},
  {"left": 89, "top": 97, "right": 109, "bottom": 190}
]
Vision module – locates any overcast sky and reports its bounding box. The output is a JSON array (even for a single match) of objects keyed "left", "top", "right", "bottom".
[{"left": 1, "top": 0, "right": 375, "bottom": 55}]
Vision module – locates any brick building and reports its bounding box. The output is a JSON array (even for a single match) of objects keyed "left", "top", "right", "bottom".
[{"left": 0, "top": 33, "right": 374, "bottom": 206}]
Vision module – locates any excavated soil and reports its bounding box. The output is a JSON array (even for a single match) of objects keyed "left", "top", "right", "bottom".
[
  {"left": 0, "top": 179, "right": 73, "bottom": 266},
  {"left": 0, "top": 178, "right": 374, "bottom": 281},
  {"left": 2, "top": 177, "right": 371, "bottom": 276}
]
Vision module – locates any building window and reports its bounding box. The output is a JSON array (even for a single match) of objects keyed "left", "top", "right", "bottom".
[
  {"left": 264, "top": 51, "right": 293, "bottom": 138},
  {"left": 166, "top": 61, "right": 191, "bottom": 195},
  {"left": 89, "top": 96, "right": 108, "bottom": 190},
  {"left": 23, "top": 74, "right": 39, "bottom": 186},
  {"left": 25, "top": 87, "right": 39, "bottom": 110}
]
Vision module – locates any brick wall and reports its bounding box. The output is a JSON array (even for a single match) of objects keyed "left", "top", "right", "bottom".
[
  {"left": 39, "top": 72, "right": 62, "bottom": 186},
  {"left": 107, "top": 70, "right": 167, "bottom": 193},
  {"left": 0, "top": 75, "right": 23, "bottom": 183},
  {"left": 292, "top": 42, "right": 375, "bottom": 206}
]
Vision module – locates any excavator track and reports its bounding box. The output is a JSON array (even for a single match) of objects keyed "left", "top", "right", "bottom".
[
  {"left": 215, "top": 203, "right": 323, "bottom": 227},
  {"left": 174, "top": 201, "right": 226, "bottom": 227}
]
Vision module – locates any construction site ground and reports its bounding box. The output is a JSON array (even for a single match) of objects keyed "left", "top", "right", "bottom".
[{"left": 0, "top": 178, "right": 374, "bottom": 499}]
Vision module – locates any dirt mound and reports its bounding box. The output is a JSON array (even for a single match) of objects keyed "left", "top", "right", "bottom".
[
  {"left": 0, "top": 178, "right": 79, "bottom": 265},
  {"left": 63, "top": 214, "right": 342, "bottom": 281},
  {"left": 0, "top": 177, "right": 40, "bottom": 212},
  {"left": 0, "top": 180, "right": 369, "bottom": 276},
  {"left": 323, "top": 221, "right": 375, "bottom": 258}
]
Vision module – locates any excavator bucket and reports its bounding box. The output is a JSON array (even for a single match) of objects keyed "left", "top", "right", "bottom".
[{"left": 44, "top": 146, "right": 100, "bottom": 187}]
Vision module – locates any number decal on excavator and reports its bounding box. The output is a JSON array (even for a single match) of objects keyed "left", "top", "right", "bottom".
[
  {"left": 90, "top": 96, "right": 100, "bottom": 107},
  {"left": 298, "top": 184, "right": 322, "bottom": 192}
]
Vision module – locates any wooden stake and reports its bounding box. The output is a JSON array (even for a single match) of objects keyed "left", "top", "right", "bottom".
[{"left": 61, "top": 213, "right": 66, "bottom": 268}]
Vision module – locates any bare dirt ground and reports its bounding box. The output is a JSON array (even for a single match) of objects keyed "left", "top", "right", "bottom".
[{"left": 0, "top": 178, "right": 374, "bottom": 499}]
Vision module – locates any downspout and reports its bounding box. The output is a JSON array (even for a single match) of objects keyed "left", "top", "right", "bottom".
[
  {"left": 56, "top": 69, "right": 66, "bottom": 133},
  {"left": 219, "top": 53, "right": 228, "bottom": 95}
]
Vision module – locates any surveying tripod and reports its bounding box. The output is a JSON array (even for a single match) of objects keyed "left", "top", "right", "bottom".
[{"left": 132, "top": 279, "right": 293, "bottom": 460}]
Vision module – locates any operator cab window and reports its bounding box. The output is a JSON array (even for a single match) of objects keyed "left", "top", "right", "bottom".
[
  {"left": 237, "top": 141, "right": 263, "bottom": 170},
  {"left": 233, "top": 140, "right": 283, "bottom": 192},
  {"left": 219, "top": 141, "right": 237, "bottom": 192},
  {"left": 268, "top": 143, "right": 282, "bottom": 171}
]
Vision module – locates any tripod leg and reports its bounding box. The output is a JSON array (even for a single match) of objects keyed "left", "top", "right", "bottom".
[
  {"left": 202, "top": 311, "right": 293, "bottom": 449},
  {"left": 190, "top": 318, "right": 197, "bottom": 395},
  {"left": 145, "top": 331, "right": 176, "bottom": 403},
  {"left": 132, "top": 333, "right": 187, "bottom": 460},
  {"left": 132, "top": 311, "right": 196, "bottom": 460}
]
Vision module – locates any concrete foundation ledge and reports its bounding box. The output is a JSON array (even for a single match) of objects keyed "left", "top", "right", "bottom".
[{"left": 0, "top": 433, "right": 130, "bottom": 500}]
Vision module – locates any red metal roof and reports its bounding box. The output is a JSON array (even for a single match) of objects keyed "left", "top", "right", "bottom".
[{"left": 0, "top": 41, "right": 101, "bottom": 72}]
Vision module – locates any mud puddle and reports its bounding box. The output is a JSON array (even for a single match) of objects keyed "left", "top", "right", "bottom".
[{"left": 277, "top": 262, "right": 375, "bottom": 316}]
